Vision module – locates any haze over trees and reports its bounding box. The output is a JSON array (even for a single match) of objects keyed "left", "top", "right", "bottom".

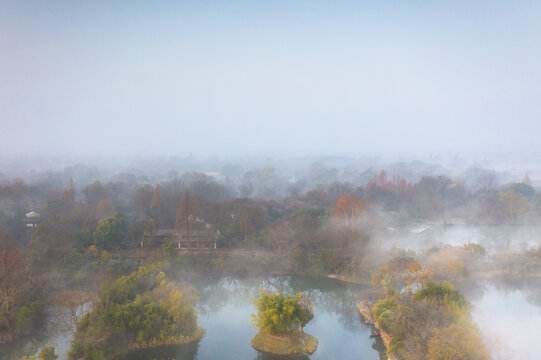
[{"left": 1, "top": 156, "right": 541, "bottom": 358}]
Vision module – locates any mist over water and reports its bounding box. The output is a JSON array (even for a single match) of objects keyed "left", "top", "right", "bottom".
[{"left": 470, "top": 283, "right": 541, "bottom": 360}]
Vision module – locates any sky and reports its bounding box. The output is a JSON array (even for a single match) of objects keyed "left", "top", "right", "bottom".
[{"left": 1, "top": 0, "right": 540, "bottom": 158}]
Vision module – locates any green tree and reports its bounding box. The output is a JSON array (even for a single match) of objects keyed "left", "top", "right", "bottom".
[
  {"left": 38, "top": 346, "right": 58, "bottom": 360},
  {"left": 506, "top": 182, "right": 535, "bottom": 200},
  {"left": 499, "top": 190, "right": 530, "bottom": 222},
  {"left": 251, "top": 291, "right": 314, "bottom": 335},
  {"left": 161, "top": 238, "right": 177, "bottom": 257},
  {"left": 93, "top": 214, "right": 126, "bottom": 250},
  {"left": 414, "top": 282, "right": 469, "bottom": 309}
]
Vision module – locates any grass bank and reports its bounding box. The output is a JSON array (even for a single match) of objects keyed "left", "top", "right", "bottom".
[{"left": 251, "top": 331, "right": 318, "bottom": 356}]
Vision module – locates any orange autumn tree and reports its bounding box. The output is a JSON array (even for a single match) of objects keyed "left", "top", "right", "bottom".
[
  {"left": 332, "top": 195, "right": 366, "bottom": 249},
  {"left": 333, "top": 195, "right": 365, "bottom": 226},
  {"left": 404, "top": 261, "right": 433, "bottom": 291}
]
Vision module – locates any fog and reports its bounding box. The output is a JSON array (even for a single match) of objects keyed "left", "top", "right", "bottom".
[
  {"left": 2, "top": 0, "right": 541, "bottom": 157},
  {"left": 2, "top": 1, "right": 541, "bottom": 360}
]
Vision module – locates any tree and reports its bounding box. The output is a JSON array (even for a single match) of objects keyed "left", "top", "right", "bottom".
[
  {"left": 1, "top": 235, "right": 27, "bottom": 312},
  {"left": 150, "top": 184, "right": 167, "bottom": 226},
  {"left": 38, "top": 346, "right": 58, "bottom": 360},
  {"left": 499, "top": 190, "right": 530, "bottom": 222},
  {"left": 96, "top": 196, "right": 115, "bottom": 221},
  {"left": 82, "top": 181, "right": 108, "bottom": 206},
  {"left": 53, "top": 290, "right": 94, "bottom": 334},
  {"left": 403, "top": 262, "right": 432, "bottom": 291},
  {"left": 176, "top": 190, "right": 195, "bottom": 245},
  {"left": 131, "top": 185, "right": 153, "bottom": 221},
  {"left": 20, "top": 346, "right": 58, "bottom": 360},
  {"left": 332, "top": 195, "right": 366, "bottom": 249},
  {"left": 371, "top": 265, "right": 399, "bottom": 297},
  {"left": 150, "top": 184, "right": 162, "bottom": 211},
  {"left": 238, "top": 210, "right": 254, "bottom": 244},
  {"left": 251, "top": 291, "right": 314, "bottom": 335},
  {"left": 1, "top": 235, "right": 42, "bottom": 340},
  {"left": 93, "top": 214, "right": 126, "bottom": 250},
  {"left": 427, "top": 324, "right": 490, "bottom": 360},
  {"left": 507, "top": 182, "right": 535, "bottom": 200},
  {"left": 414, "top": 282, "right": 469, "bottom": 310},
  {"left": 333, "top": 195, "right": 365, "bottom": 227}
]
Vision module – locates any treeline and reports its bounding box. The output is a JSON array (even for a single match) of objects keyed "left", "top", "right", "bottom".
[{"left": 1, "top": 168, "right": 540, "bottom": 283}]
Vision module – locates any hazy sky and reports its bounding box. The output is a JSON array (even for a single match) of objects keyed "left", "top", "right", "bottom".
[{"left": 1, "top": 0, "right": 540, "bottom": 157}]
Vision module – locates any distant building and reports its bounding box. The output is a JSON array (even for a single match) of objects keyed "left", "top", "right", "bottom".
[
  {"left": 143, "top": 215, "right": 219, "bottom": 249},
  {"left": 24, "top": 211, "right": 41, "bottom": 228}
]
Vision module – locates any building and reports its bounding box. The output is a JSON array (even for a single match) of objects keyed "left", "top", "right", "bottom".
[
  {"left": 143, "top": 215, "right": 219, "bottom": 249},
  {"left": 24, "top": 211, "right": 41, "bottom": 228}
]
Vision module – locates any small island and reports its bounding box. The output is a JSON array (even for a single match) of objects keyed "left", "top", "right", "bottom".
[
  {"left": 67, "top": 265, "right": 204, "bottom": 360},
  {"left": 250, "top": 291, "right": 318, "bottom": 356}
]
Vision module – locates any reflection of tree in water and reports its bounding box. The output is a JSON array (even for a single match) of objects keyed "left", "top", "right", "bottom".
[
  {"left": 195, "top": 276, "right": 265, "bottom": 314},
  {"left": 120, "top": 338, "right": 201, "bottom": 360},
  {"left": 463, "top": 278, "right": 541, "bottom": 308},
  {"left": 460, "top": 279, "right": 488, "bottom": 302},
  {"left": 193, "top": 276, "right": 372, "bottom": 332},
  {"left": 371, "top": 336, "right": 387, "bottom": 360},
  {"left": 478, "top": 225, "right": 541, "bottom": 254},
  {"left": 0, "top": 304, "right": 80, "bottom": 360},
  {"left": 0, "top": 329, "right": 53, "bottom": 360},
  {"left": 254, "top": 351, "right": 309, "bottom": 360},
  {"left": 287, "top": 276, "right": 372, "bottom": 331},
  {"left": 524, "top": 288, "right": 541, "bottom": 307}
]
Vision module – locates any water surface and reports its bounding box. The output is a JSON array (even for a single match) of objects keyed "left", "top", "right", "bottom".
[
  {"left": 3, "top": 276, "right": 385, "bottom": 360},
  {"left": 466, "top": 279, "right": 541, "bottom": 360}
]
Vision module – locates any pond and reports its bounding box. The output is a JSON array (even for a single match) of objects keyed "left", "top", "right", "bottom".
[{"left": 2, "top": 276, "right": 385, "bottom": 360}]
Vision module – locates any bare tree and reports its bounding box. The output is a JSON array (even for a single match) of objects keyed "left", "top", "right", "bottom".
[{"left": 53, "top": 290, "right": 95, "bottom": 334}]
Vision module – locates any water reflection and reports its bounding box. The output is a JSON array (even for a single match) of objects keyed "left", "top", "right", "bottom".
[
  {"left": 4, "top": 276, "right": 384, "bottom": 360},
  {"left": 121, "top": 340, "right": 201, "bottom": 360},
  {"left": 194, "top": 276, "right": 384, "bottom": 360},
  {"left": 196, "top": 276, "right": 371, "bottom": 332},
  {"left": 255, "top": 352, "right": 309, "bottom": 360}
]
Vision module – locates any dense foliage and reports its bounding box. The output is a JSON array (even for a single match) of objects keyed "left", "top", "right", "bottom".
[
  {"left": 427, "top": 324, "right": 490, "bottom": 360},
  {"left": 251, "top": 291, "right": 314, "bottom": 335},
  {"left": 93, "top": 214, "right": 126, "bottom": 250},
  {"left": 371, "top": 267, "right": 488, "bottom": 360},
  {"left": 68, "top": 265, "right": 199, "bottom": 360}
]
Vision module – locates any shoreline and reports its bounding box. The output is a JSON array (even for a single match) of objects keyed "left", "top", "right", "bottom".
[
  {"left": 250, "top": 331, "right": 318, "bottom": 356},
  {"left": 124, "top": 327, "right": 205, "bottom": 355},
  {"left": 356, "top": 301, "right": 399, "bottom": 360}
]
